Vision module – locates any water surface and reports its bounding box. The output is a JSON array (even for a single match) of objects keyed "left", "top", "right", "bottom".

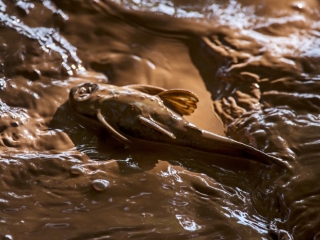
[{"left": 0, "top": 0, "right": 320, "bottom": 239}]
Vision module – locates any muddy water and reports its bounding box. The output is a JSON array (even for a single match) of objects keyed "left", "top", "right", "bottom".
[{"left": 0, "top": 0, "right": 320, "bottom": 239}]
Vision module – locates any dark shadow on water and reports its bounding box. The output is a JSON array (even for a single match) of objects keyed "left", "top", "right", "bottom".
[{"left": 187, "top": 36, "right": 232, "bottom": 101}]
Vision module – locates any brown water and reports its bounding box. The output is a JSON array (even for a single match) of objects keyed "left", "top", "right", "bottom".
[{"left": 0, "top": 0, "right": 320, "bottom": 239}]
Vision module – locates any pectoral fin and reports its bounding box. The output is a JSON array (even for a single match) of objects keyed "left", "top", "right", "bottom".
[
  {"left": 96, "top": 110, "right": 131, "bottom": 145},
  {"left": 126, "top": 84, "right": 166, "bottom": 95},
  {"left": 139, "top": 116, "right": 176, "bottom": 139},
  {"left": 157, "top": 89, "right": 199, "bottom": 116},
  {"left": 184, "top": 122, "right": 202, "bottom": 133}
]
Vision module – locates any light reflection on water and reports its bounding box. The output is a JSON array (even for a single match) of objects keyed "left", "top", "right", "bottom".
[
  {"left": 115, "top": 0, "right": 320, "bottom": 59},
  {"left": 175, "top": 214, "right": 202, "bottom": 231},
  {"left": 0, "top": 0, "right": 320, "bottom": 238},
  {"left": 222, "top": 207, "right": 269, "bottom": 234}
]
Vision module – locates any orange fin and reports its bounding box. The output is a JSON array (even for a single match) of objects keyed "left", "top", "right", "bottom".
[{"left": 157, "top": 89, "right": 199, "bottom": 116}]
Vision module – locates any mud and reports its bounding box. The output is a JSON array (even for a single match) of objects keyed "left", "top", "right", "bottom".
[{"left": 0, "top": 0, "right": 320, "bottom": 239}]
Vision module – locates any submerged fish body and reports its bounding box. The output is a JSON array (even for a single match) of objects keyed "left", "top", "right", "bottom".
[{"left": 69, "top": 82, "right": 285, "bottom": 167}]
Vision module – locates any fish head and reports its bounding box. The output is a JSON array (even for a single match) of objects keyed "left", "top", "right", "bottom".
[{"left": 69, "top": 82, "right": 102, "bottom": 116}]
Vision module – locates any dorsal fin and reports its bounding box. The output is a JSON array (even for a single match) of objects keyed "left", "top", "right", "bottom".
[
  {"left": 157, "top": 89, "right": 199, "bottom": 116},
  {"left": 125, "top": 84, "right": 166, "bottom": 95}
]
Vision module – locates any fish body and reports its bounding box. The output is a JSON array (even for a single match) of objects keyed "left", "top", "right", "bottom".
[{"left": 69, "top": 82, "right": 285, "bottom": 167}]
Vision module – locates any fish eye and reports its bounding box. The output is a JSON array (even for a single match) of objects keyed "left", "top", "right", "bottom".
[
  {"left": 71, "top": 83, "right": 99, "bottom": 101},
  {"left": 78, "top": 85, "right": 95, "bottom": 98},
  {"left": 79, "top": 87, "right": 87, "bottom": 94}
]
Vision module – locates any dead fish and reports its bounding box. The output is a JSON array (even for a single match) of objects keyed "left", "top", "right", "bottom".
[{"left": 69, "top": 82, "right": 286, "bottom": 168}]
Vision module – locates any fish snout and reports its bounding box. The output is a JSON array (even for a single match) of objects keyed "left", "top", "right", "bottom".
[
  {"left": 69, "top": 83, "right": 100, "bottom": 115},
  {"left": 70, "top": 83, "right": 99, "bottom": 102}
]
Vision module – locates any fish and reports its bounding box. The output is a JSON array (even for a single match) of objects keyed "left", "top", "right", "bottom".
[{"left": 69, "top": 82, "right": 286, "bottom": 168}]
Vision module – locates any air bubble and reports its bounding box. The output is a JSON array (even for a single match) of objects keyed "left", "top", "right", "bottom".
[
  {"left": 70, "top": 166, "right": 83, "bottom": 175},
  {"left": 4, "top": 235, "right": 13, "bottom": 240},
  {"left": 92, "top": 179, "right": 110, "bottom": 191}
]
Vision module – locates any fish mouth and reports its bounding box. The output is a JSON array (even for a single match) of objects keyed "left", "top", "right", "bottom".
[{"left": 70, "top": 83, "right": 99, "bottom": 102}]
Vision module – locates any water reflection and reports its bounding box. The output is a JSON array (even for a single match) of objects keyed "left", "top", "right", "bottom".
[
  {"left": 0, "top": 0, "right": 319, "bottom": 239},
  {"left": 175, "top": 214, "right": 202, "bottom": 231}
]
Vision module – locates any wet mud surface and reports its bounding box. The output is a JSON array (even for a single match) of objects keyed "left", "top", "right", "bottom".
[{"left": 0, "top": 0, "right": 320, "bottom": 239}]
